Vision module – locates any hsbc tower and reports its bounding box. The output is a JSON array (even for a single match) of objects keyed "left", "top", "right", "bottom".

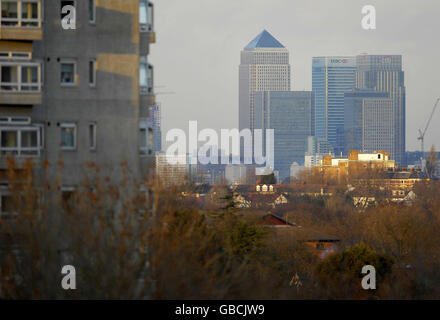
[{"left": 312, "top": 56, "right": 357, "bottom": 155}]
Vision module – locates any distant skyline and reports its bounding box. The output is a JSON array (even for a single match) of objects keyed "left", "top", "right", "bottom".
[{"left": 151, "top": 0, "right": 440, "bottom": 152}]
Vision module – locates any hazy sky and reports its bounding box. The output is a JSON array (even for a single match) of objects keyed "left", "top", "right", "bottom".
[{"left": 150, "top": 0, "right": 440, "bottom": 151}]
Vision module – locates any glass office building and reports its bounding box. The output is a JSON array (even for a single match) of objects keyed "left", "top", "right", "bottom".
[
  {"left": 239, "top": 30, "right": 290, "bottom": 133},
  {"left": 149, "top": 104, "right": 162, "bottom": 153},
  {"left": 344, "top": 89, "right": 394, "bottom": 155},
  {"left": 356, "top": 55, "right": 406, "bottom": 165},
  {"left": 312, "top": 57, "right": 356, "bottom": 154},
  {"left": 254, "top": 91, "right": 314, "bottom": 182}
]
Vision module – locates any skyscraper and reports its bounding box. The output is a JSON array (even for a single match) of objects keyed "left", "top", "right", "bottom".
[
  {"left": 0, "top": 0, "right": 156, "bottom": 206},
  {"left": 356, "top": 55, "right": 406, "bottom": 165},
  {"left": 344, "top": 89, "right": 394, "bottom": 155},
  {"left": 149, "top": 104, "right": 162, "bottom": 153},
  {"left": 254, "top": 91, "right": 314, "bottom": 181},
  {"left": 239, "top": 30, "right": 290, "bottom": 133},
  {"left": 312, "top": 57, "right": 356, "bottom": 154}
]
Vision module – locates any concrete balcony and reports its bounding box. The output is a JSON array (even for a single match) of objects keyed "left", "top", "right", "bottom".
[
  {"left": 140, "top": 93, "right": 155, "bottom": 108},
  {"left": 0, "top": 155, "right": 41, "bottom": 170},
  {"left": 0, "top": 125, "right": 42, "bottom": 169},
  {"left": 0, "top": 26, "right": 42, "bottom": 41},
  {"left": 140, "top": 1, "right": 155, "bottom": 45},
  {"left": 0, "top": 91, "right": 42, "bottom": 105},
  {"left": 148, "top": 31, "right": 156, "bottom": 44},
  {"left": 0, "top": 61, "right": 42, "bottom": 105},
  {"left": 0, "top": 0, "right": 43, "bottom": 41}
]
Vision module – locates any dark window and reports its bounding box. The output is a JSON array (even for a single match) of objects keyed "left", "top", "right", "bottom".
[
  {"left": 61, "top": 1, "right": 75, "bottom": 20},
  {"left": 89, "top": 60, "right": 96, "bottom": 86},
  {"left": 89, "top": 0, "right": 95, "bottom": 23},
  {"left": 1, "top": 195, "right": 14, "bottom": 214}
]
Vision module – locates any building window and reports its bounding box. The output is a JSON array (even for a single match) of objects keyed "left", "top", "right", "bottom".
[
  {"left": 21, "top": 65, "right": 38, "bottom": 90},
  {"left": 89, "top": 59, "right": 96, "bottom": 87},
  {"left": 61, "top": 186, "right": 76, "bottom": 213},
  {"left": 88, "top": 0, "right": 95, "bottom": 23},
  {"left": 0, "top": 116, "right": 31, "bottom": 125},
  {"left": 139, "top": 59, "right": 153, "bottom": 95},
  {"left": 1, "top": 2, "right": 18, "bottom": 27},
  {"left": 35, "top": 123, "right": 44, "bottom": 148},
  {"left": 0, "top": 193, "right": 14, "bottom": 216},
  {"left": 139, "top": 1, "right": 154, "bottom": 32},
  {"left": 61, "top": 1, "right": 75, "bottom": 19},
  {"left": 139, "top": 0, "right": 147, "bottom": 23},
  {"left": 60, "top": 61, "right": 76, "bottom": 86},
  {"left": 21, "top": 0, "right": 39, "bottom": 26},
  {"left": 1, "top": 0, "right": 42, "bottom": 28},
  {"left": 89, "top": 123, "right": 96, "bottom": 150},
  {"left": 60, "top": 123, "right": 76, "bottom": 150},
  {"left": 139, "top": 61, "right": 147, "bottom": 87},
  {"left": 0, "top": 126, "right": 40, "bottom": 157},
  {"left": 0, "top": 51, "right": 31, "bottom": 60},
  {"left": 140, "top": 118, "right": 152, "bottom": 156},
  {"left": 21, "top": 129, "right": 38, "bottom": 151},
  {"left": 0, "top": 62, "right": 42, "bottom": 92}
]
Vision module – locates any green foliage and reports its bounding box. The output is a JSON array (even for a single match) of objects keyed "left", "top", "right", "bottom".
[
  {"left": 315, "top": 242, "right": 393, "bottom": 296},
  {"left": 226, "top": 220, "right": 266, "bottom": 259},
  {"left": 259, "top": 173, "right": 277, "bottom": 185},
  {"left": 220, "top": 188, "right": 236, "bottom": 211}
]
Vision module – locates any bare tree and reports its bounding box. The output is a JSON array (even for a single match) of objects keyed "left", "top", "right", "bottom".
[{"left": 426, "top": 145, "right": 438, "bottom": 178}]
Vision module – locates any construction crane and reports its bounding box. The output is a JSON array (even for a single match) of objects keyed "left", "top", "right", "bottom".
[{"left": 418, "top": 97, "right": 440, "bottom": 165}]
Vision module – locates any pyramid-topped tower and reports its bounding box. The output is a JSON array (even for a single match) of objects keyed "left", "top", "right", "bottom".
[
  {"left": 245, "top": 29, "right": 285, "bottom": 49},
  {"left": 239, "top": 30, "right": 291, "bottom": 133}
]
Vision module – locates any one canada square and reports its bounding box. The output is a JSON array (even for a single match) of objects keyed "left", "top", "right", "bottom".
[{"left": 239, "top": 30, "right": 291, "bottom": 133}]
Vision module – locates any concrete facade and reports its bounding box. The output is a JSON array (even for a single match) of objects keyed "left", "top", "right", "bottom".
[{"left": 1, "top": 1, "right": 156, "bottom": 209}]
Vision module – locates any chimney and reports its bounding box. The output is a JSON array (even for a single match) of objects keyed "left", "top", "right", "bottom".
[
  {"left": 322, "top": 155, "right": 332, "bottom": 166},
  {"left": 348, "top": 150, "right": 359, "bottom": 161}
]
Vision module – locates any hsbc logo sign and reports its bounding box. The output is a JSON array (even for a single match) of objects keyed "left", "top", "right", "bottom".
[{"left": 383, "top": 56, "right": 392, "bottom": 64}]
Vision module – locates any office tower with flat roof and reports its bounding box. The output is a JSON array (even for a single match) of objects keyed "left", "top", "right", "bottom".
[
  {"left": 0, "top": 1, "right": 156, "bottom": 208},
  {"left": 356, "top": 55, "right": 406, "bottom": 165},
  {"left": 254, "top": 91, "right": 314, "bottom": 182},
  {"left": 149, "top": 104, "right": 161, "bottom": 153},
  {"left": 239, "top": 30, "right": 290, "bottom": 133},
  {"left": 312, "top": 57, "right": 356, "bottom": 154},
  {"left": 155, "top": 153, "right": 188, "bottom": 186},
  {"left": 344, "top": 89, "right": 394, "bottom": 155}
]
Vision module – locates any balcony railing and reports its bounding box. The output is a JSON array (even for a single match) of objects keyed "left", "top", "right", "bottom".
[
  {"left": 0, "top": 61, "right": 42, "bottom": 93},
  {"left": 0, "top": 126, "right": 41, "bottom": 157},
  {"left": 0, "top": 0, "right": 43, "bottom": 40},
  {"left": 139, "top": 62, "right": 153, "bottom": 95},
  {"left": 139, "top": 1, "right": 154, "bottom": 33}
]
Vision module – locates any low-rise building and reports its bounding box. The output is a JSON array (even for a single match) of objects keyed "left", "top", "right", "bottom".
[
  {"left": 311, "top": 150, "right": 395, "bottom": 184},
  {"left": 260, "top": 214, "right": 340, "bottom": 259}
]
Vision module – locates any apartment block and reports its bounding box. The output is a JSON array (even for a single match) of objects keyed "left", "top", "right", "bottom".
[{"left": 1, "top": 0, "right": 156, "bottom": 213}]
